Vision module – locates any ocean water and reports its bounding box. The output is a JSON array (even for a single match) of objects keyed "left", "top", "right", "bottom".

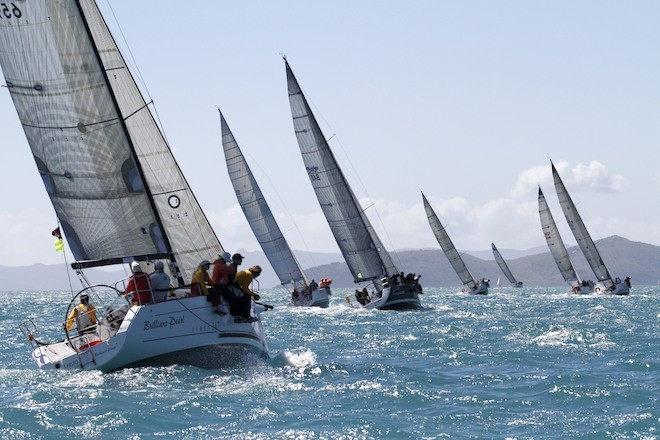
[{"left": 0, "top": 287, "right": 657, "bottom": 439}]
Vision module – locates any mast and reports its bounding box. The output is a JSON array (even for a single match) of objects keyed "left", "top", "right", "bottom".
[
  {"left": 285, "top": 58, "right": 398, "bottom": 283},
  {"left": 551, "top": 162, "right": 614, "bottom": 288},
  {"left": 74, "top": 0, "right": 174, "bottom": 262}
]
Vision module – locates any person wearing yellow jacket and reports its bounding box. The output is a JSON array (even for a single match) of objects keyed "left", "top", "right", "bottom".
[
  {"left": 64, "top": 294, "right": 97, "bottom": 334},
  {"left": 234, "top": 266, "right": 262, "bottom": 323}
]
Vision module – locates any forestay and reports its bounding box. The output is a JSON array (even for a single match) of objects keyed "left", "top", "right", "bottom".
[
  {"left": 422, "top": 192, "right": 477, "bottom": 289},
  {"left": 220, "top": 110, "right": 308, "bottom": 289},
  {"left": 0, "top": 0, "right": 222, "bottom": 281},
  {"left": 285, "top": 59, "right": 398, "bottom": 283}
]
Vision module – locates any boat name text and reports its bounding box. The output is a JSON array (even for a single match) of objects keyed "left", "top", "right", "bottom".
[{"left": 144, "top": 315, "right": 185, "bottom": 331}]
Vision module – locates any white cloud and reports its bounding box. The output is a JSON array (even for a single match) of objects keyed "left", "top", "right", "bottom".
[
  {"left": 0, "top": 209, "right": 66, "bottom": 267},
  {"left": 511, "top": 160, "right": 629, "bottom": 200},
  {"left": 552, "top": 160, "right": 629, "bottom": 193}
]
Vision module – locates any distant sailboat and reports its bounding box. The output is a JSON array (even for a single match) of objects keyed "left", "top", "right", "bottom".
[
  {"left": 538, "top": 186, "right": 594, "bottom": 294},
  {"left": 1, "top": 0, "right": 270, "bottom": 371},
  {"left": 285, "top": 58, "right": 423, "bottom": 309},
  {"left": 491, "top": 243, "right": 523, "bottom": 288},
  {"left": 422, "top": 192, "right": 489, "bottom": 294},
  {"left": 220, "top": 110, "right": 330, "bottom": 307},
  {"left": 551, "top": 162, "right": 630, "bottom": 295}
]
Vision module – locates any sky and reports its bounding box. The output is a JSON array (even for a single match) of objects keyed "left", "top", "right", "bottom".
[{"left": 1, "top": 0, "right": 659, "bottom": 270}]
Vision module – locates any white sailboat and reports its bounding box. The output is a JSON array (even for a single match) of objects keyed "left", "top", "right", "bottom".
[
  {"left": 1, "top": 0, "right": 270, "bottom": 372},
  {"left": 538, "top": 186, "right": 594, "bottom": 294},
  {"left": 422, "top": 192, "right": 489, "bottom": 295},
  {"left": 551, "top": 162, "right": 630, "bottom": 295},
  {"left": 220, "top": 110, "right": 330, "bottom": 308},
  {"left": 285, "top": 59, "right": 423, "bottom": 310},
  {"left": 491, "top": 243, "right": 523, "bottom": 288}
]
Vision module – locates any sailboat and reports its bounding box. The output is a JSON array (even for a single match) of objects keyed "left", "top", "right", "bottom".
[
  {"left": 285, "top": 59, "right": 422, "bottom": 310},
  {"left": 491, "top": 243, "right": 523, "bottom": 288},
  {"left": 538, "top": 186, "right": 594, "bottom": 294},
  {"left": 551, "top": 162, "right": 630, "bottom": 295},
  {"left": 1, "top": 0, "right": 270, "bottom": 372},
  {"left": 422, "top": 192, "right": 489, "bottom": 295},
  {"left": 220, "top": 110, "right": 330, "bottom": 307}
]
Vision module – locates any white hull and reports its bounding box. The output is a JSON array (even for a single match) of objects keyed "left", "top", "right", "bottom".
[
  {"left": 291, "top": 287, "right": 331, "bottom": 308},
  {"left": 31, "top": 296, "right": 269, "bottom": 372},
  {"left": 595, "top": 282, "right": 630, "bottom": 296}
]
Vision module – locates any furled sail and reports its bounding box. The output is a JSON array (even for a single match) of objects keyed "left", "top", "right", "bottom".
[
  {"left": 0, "top": 0, "right": 222, "bottom": 282},
  {"left": 285, "top": 59, "right": 398, "bottom": 283},
  {"left": 552, "top": 162, "right": 613, "bottom": 288},
  {"left": 491, "top": 243, "right": 518, "bottom": 285},
  {"left": 538, "top": 187, "right": 580, "bottom": 285},
  {"left": 220, "top": 110, "right": 308, "bottom": 289},
  {"left": 422, "top": 192, "right": 477, "bottom": 289}
]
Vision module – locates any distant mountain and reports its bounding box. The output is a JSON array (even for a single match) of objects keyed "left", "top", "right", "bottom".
[{"left": 1, "top": 236, "right": 657, "bottom": 290}]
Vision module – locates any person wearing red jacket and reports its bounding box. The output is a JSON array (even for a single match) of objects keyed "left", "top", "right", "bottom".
[{"left": 125, "top": 261, "right": 152, "bottom": 305}]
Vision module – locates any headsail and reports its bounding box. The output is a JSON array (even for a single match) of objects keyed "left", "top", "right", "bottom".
[
  {"left": 551, "top": 162, "right": 613, "bottom": 288},
  {"left": 491, "top": 243, "right": 518, "bottom": 285},
  {"left": 538, "top": 187, "right": 580, "bottom": 285},
  {"left": 285, "top": 59, "right": 398, "bottom": 283},
  {"left": 422, "top": 192, "right": 476, "bottom": 289},
  {"left": 220, "top": 110, "right": 308, "bottom": 290},
  {"left": 0, "top": 0, "right": 222, "bottom": 282}
]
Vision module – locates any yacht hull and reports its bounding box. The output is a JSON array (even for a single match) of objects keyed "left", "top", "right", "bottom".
[{"left": 31, "top": 296, "right": 269, "bottom": 372}]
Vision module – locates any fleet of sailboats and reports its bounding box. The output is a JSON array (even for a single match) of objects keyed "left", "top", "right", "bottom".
[
  {"left": 0, "top": 1, "right": 636, "bottom": 374},
  {"left": 551, "top": 162, "right": 630, "bottom": 295},
  {"left": 220, "top": 110, "right": 330, "bottom": 308},
  {"left": 284, "top": 58, "right": 423, "bottom": 310},
  {"left": 422, "top": 193, "right": 489, "bottom": 295},
  {"left": 491, "top": 243, "right": 523, "bottom": 288}
]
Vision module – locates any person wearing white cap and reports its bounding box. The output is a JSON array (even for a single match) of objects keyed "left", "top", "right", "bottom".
[
  {"left": 212, "top": 252, "right": 234, "bottom": 287},
  {"left": 149, "top": 261, "right": 171, "bottom": 303},
  {"left": 191, "top": 260, "right": 213, "bottom": 297},
  {"left": 125, "top": 260, "right": 152, "bottom": 305}
]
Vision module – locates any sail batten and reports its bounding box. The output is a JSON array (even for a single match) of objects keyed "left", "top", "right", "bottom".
[{"left": 285, "top": 59, "right": 398, "bottom": 283}]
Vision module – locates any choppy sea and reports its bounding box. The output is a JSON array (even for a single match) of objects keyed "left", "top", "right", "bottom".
[{"left": 0, "top": 287, "right": 657, "bottom": 439}]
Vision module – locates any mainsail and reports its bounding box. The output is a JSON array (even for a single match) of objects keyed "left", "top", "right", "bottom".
[
  {"left": 538, "top": 186, "right": 580, "bottom": 285},
  {"left": 285, "top": 59, "right": 398, "bottom": 283},
  {"left": 491, "top": 243, "right": 518, "bottom": 285},
  {"left": 551, "top": 162, "right": 613, "bottom": 288},
  {"left": 220, "top": 110, "right": 308, "bottom": 290},
  {"left": 0, "top": 0, "right": 222, "bottom": 282},
  {"left": 422, "top": 192, "right": 477, "bottom": 290}
]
